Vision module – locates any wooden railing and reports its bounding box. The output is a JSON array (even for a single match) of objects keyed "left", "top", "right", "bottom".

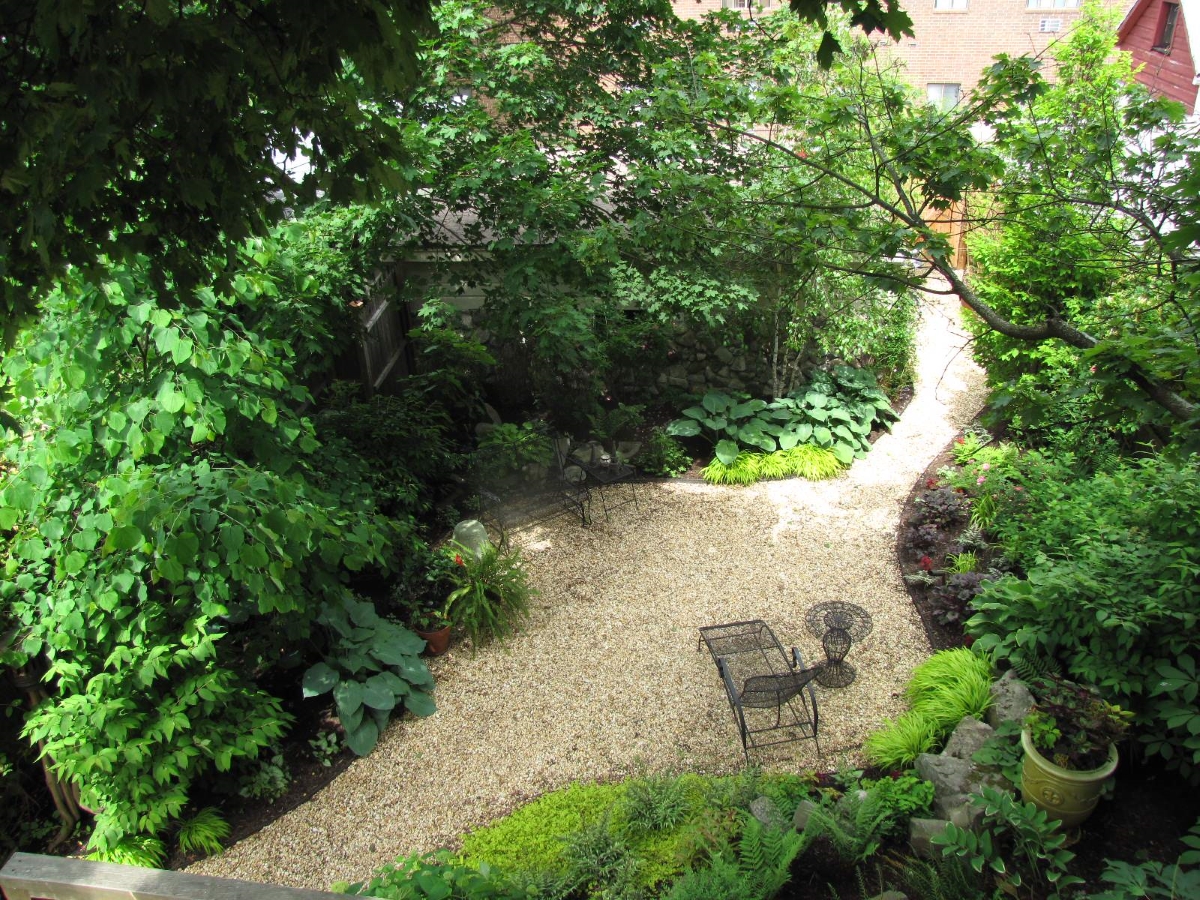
[{"left": 0, "top": 853, "right": 350, "bottom": 900}]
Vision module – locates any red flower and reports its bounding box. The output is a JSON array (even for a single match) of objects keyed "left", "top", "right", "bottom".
[
  {"left": 955, "top": 437, "right": 965, "bottom": 445},
  {"left": 926, "top": 478, "right": 938, "bottom": 489},
  {"left": 455, "top": 553, "right": 465, "bottom": 566},
  {"left": 919, "top": 555, "right": 934, "bottom": 571}
]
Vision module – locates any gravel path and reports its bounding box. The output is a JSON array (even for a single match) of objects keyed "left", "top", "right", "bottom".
[{"left": 190, "top": 288, "right": 987, "bottom": 890}]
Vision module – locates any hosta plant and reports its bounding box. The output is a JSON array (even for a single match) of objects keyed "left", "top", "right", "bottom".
[{"left": 302, "top": 595, "right": 436, "bottom": 756}]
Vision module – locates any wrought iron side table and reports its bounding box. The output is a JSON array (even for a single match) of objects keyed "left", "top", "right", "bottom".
[{"left": 805, "top": 601, "right": 873, "bottom": 688}]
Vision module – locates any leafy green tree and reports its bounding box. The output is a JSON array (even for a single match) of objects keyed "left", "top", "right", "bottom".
[
  {"left": 0, "top": 0, "right": 432, "bottom": 330},
  {"left": 0, "top": 241, "right": 417, "bottom": 849}
]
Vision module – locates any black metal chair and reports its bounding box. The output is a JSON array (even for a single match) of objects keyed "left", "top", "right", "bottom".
[{"left": 699, "top": 619, "right": 823, "bottom": 760}]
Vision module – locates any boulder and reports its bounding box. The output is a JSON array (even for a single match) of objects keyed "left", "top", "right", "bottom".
[
  {"left": 943, "top": 716, "right": 995, "bottom": 761},
  {"left": 715, "top": 347, "right": 735, "bottom": 364},
  {"left": 750, "top": 796, "right": 786, "bottom": 830},
  {"left": 915, "top": 753, "right": 973, "bottom": 798},
  {"left": 792, "top": 799, "right": 818, "bottom": 832},
  {"left": 453, "top": 520, "right": 492, "bottom": 561},
  {"left": 908, "top": 818, "right": 950, "bottom": 858},
  {"left": 987, "top": 670, "right": 1034, "bottom": 729},
  {"left": 482, "top": 402, "right": 503, "bottom": 426}
]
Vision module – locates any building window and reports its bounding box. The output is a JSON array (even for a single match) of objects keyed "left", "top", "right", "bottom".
[
  {"left": 1155, "top": 2, "right": 1181, "bottom": 50},
  {"left": 927, "top": 83, "right": 961, "bottom": 111},
  {"left": 1039, "top": 17, "right": 1062, "bottom": 31},
  {"left": 722, "top": 0, "right": 777, "bottom": 7},
  {"left": 934, "top": 0, "right": 969, "bottom": 8},
  {"left": 1025, "top": 0, "right": 1080, "bottom": 8}
]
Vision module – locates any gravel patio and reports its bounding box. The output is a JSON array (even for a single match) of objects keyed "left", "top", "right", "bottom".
[{"left": 190, "top": 289, "right": 988, "bottom": 890}]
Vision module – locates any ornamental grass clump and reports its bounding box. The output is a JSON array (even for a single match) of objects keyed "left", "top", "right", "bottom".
[{"left": 865, "top": 649, "right": 994, "bottom": 769}]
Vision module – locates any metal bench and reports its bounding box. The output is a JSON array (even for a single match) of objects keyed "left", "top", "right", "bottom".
[{"left": 698, "top": 619, "right": 822, "bottom": 761}]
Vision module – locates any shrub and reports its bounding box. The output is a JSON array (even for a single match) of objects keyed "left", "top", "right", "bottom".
[
  {"left": 638, "top": 429, "right": 692, "bottom": 478},
  {"left": 928, "top": 572, "right": 993, "bottom": 627},
  {"left": 967, "top": 455, "right": 1200, "bottom": 780}
]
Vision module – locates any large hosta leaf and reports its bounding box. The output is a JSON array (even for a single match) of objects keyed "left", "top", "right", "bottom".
[
  {"left": 702, "top": 391, "right": 733, "bottom": 414},
  {"left": 667, "top": 419, "right": 702, "bottom": 437},
  {"left": 405, "top": 690, "right": 437, "bottom": 718},
  {"left": 715, "top": 439, "right": 740, "bottom": 466},
  {"left": 346, "top": 719, "right": 380, "bottom": 756},
  {"left": 302, "top": 662, "right": 338, "bottom": 698},
  {"left": 832, "top": 443, "right": 855, "bottom": 465}
]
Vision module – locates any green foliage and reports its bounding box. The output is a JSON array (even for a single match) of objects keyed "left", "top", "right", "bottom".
[
  {"left": 86, "top": 834, "right": 167, "bottom": 868},
  {"left": 316, "top": 384, "right": 459, "bottom": 521},
  {"left": 1182, "top": 817, "right": 1200, "bottom": 866},
  {"left": 778, "top": 445, "right": 845, "bottom": 481},
  {"left": 866, "top": 651, "right": 993, "bottom": 768},
  {"left": 0, "top": 247, "right": 409, "bottom": 849},
  {"left": 1025, "top": 675, "right": 1132, "bottom": 770},
  {"left": 621, "top": 774, "right": 692, "bottom": 835},
  {"left": 970, "top": 720, "right": 1024, "bottom": 789},
  {"left": 886, "top": 853, "right": 993, "bottom": 900},
  {"left": 443, "top": 541, "right": 535, "bottom": 648},
  {"left": 0, "top": 1, "right": 432, "bottom": 326},
  {"left": 944, "top": 552, "right": 978, "bottom": 575},
  {"left": 458, "top": 782, "right": 627, "bottom": 878},
  {"left": 341, "top": 850, "right": 536, "bottom": 900},
  {"left": 905, "top": 649, "right": 994, "bottom": 727},
  {"left": 176, "top": 807, "right": 231, "bottom": 858},
  {"left": 236, "top": 752, "right": 292, "bottom": 802},
  {"left": 589, "top": 404, "right": 645, "bottom": 449},
  {"left": 1092, "top": 859, "right": 1200, "bottom": 900},
  {"left": 801, "top": 775, "right": 934, "bottom": 863},
  {"left": 637, "top": 430, "right": 692, "bottom": 479},
  {"left": 309, "top": 731, "right": 343, "bottom": 768},
  {"left": 560, "top": 817, "right": 644, "bottom": 899},
  {"left": 478, "top": 424, "right": 554, "bottom": 481},
  {"left": 864, "top": 712, "right": 941, "bottom": 769},
  {"left": 669, "top": 815, "right": 803, "bottom": 900},
  {"left": 933, "top": 787, "right": 1082, "bottom": 894},
  {"left": 669, "top": 368, "right": 895, "bottom": 466},
  {"left": 302, "top": 595, "right": 436, "bottom": 756},
  {"left": 701, "top": 453, "right": 762, "bottom": 486},
  {"left": 967, "top": 455, "right": 1200, "bottom": 779}
]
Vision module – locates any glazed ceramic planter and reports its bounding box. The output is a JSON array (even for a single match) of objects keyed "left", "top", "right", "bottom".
[{"left": 1020, "top": 728, "right": 1118, "bottom": 828}]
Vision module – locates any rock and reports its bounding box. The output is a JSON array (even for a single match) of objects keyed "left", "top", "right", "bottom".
[
  {"left": 943, "top": 716, "right": 995, "bottom": 761},
  {"left": 452, "top": 520, "right": 492, "bottom": 560},
  {"left": 792, "top": 799, "right": 818, "bottom": 832},
  {"left": 715, "top": 347, "right": 735, "bottom": 364},
  {"left": 615, "top": 441, "right": 641, "bottom": 462},
  {"left": 870, "top": 893, "right": 909, "bottom": 900},
  {"left": 562, "top": 465, "right": 587, "bottom": 485},
  {"left": 750, "top": 796, "right": 786, "bottom": 830},
  {"left": 950, "top": 802, "right": 984, "bottom": 832},
  {"left": 908, "top": 818, "right": 950, "bottom": 858},
  {"left": 475, "top": 422, "right": 496, "bottom": 438},
  {"left": 915, "top": 753, "right": 977, "bottom": 819},
  {"left": 987, "top": 670, "right": 1034, "bottom": 729},
  {"left": 482, "top": 403, "right": 503, "bottom": 426}
]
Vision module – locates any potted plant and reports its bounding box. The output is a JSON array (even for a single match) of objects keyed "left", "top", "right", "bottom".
[
  {"left": 443, "top": 539, "right": 534, "bottom": 649},
  {"left": 410, "top": 603, "right": 452, "bottom": 656},
  {"left": 1020, "top": 674, "right": 1132, "bottom": 827}
]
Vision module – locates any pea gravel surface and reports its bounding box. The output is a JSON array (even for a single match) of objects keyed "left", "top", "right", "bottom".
[{"left": 189, "top": 289, "right": 988, "bottom": 890}]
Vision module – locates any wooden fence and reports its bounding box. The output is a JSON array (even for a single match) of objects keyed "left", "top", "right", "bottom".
[{"left": 0, "top": 853, "right": 348, "bottom": 900}]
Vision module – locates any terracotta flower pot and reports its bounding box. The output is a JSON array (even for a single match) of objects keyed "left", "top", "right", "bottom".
[
  {"left": 415, "top": 625, "right": 452, "bottom": 656},
  {"left": 1020, "top": 728, "right": 1118, "bottom": 828}
]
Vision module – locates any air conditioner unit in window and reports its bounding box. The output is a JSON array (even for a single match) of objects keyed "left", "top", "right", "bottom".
[{"left": 1039, "top": 17, "right": 1062, "bottom": 31}]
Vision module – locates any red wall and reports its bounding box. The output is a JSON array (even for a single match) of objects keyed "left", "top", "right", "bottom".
[{"left": 1119, "top": 0, "right": 1198, "bottom": 113}]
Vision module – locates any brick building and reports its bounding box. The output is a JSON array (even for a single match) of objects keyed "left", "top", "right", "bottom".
[
  {"left": 668, "top": 0, "right": 1129, "bottom": 103},
  {"left": 1117, "top": 0, "right": 1198, "bottom": 114}
]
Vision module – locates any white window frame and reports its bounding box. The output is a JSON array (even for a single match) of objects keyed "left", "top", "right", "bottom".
[
  {"left": 934, "top": 0, "right": 969, "bottom": 10},
  {"left": 927, "top": 83, "right": 962, "bottom": 112},
  {"left": 1025, "top": 0, "right": 1080, "bottom": 9}
]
